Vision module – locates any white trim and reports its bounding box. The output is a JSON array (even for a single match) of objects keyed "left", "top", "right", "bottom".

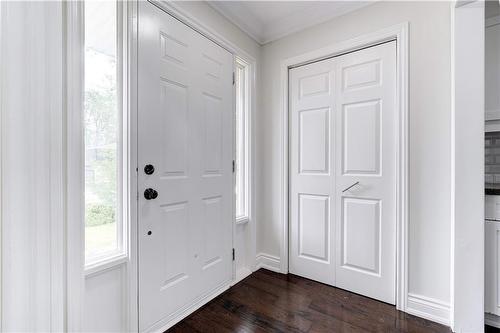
[
  {"left": 279, "top": 22, "right": 409, "bottom": 312},
  {"left": 65, "top": 1, "right": 85, "bottom": 331},
  {"left": 143, "top": 281, "right": 232, "bottom": 333},
  {"left": 48, "top": 2, "right": 67, "bottom": 317},
  {"left": 406, "top": 293, "right": 451, "bottom": 327},
  {"left": 84, "top": 254, "right": 128, "bottom": 277},
  {"left": 449, "top": 3, "right": 456, "bottom": 330},
  {"left": 486, "top": 313, "right": 500, "bottom": 329},
  {"left": 255, "top": 253, "right": 281, "bottom": 273},
  {"left": 207, "top": 1, "right": 373, "bottom": 45},
  {"left": 205, "top": 1, "right": 263, "bottom": 44},
  {"left": 0, "top": 2, "right": 3, "bottom": 327},
  {"left": 125, "top": 1, "right": 139, "bottom": 332}
]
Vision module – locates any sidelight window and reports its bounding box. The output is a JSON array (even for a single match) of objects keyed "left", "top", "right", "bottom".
[
  {"left": 235, "top": 59, "right": 250, "bottom": 222},
  {"left": 84, "top": 0, "right": 126, "bottom": 265}
]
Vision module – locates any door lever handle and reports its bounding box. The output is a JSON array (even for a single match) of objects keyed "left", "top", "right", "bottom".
[{"left": 342, "top": 181, "right": 360, "bottom": 193}]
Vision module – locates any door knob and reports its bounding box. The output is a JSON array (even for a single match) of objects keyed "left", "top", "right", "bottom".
[
  {"left": 144, "top": 164, "right": 155, "bottom": 175},
  {"left": 144, "top": 188, "right": 158, "bottom": 200}
]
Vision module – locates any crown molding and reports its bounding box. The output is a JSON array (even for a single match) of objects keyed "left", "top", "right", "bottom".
[
  {"left": 207, "top": 1, "right": 264, "bottom": 44},
  {"left": 207, "top": 1, "right": 373, "bottom": 45}
]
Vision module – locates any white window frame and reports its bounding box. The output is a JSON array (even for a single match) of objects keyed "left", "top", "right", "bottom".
[
  {"left": 235, "top": 58, "right": 250, "bottom": 224},
  {"left": 83, "top": 0, "right": 129, "bottom": 272}
]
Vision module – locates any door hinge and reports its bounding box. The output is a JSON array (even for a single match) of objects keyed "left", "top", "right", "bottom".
[
  {"left": 232, "top": 72, "right": 235, "bottom": 85},
  {"left": 232, "top": 160, "right": 235, "bottom": 173},
  {"left": 232, "top": 248, "right": 235, "bottom": 261}
]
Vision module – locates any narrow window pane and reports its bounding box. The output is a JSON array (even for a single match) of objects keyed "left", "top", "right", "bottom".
[
  {"left": 84, "top": 1, "right": 120, "bottom": 261},
  {"left": 235, "top": 63, "right": 247, "bottom": 219}
]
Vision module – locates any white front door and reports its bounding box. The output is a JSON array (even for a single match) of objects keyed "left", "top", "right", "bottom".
[
  {"left": 289, "top": 41, "right": 397, "bottom": 304},
  {"left": 138, "top": 2, "right": 234, "bottom": 331}
]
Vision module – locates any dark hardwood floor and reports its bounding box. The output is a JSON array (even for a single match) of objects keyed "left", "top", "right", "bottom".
[
  {"left": 167, "top": 269, "right": 452, "bottom": 333},
  {"left": 486, "top": 325, "right": 500, "bottom": 333}
]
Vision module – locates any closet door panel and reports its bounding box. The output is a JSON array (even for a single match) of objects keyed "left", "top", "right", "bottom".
[
  {"left": 289, "top": 60, "right": 336, "bottom": 285},
  {"left": 334, "top": 41, "right": 397, "bottom": 304}
]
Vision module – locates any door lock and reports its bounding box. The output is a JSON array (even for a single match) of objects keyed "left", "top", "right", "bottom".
[
  {"left": 144, "top": 188, "right": 158, "bottom": 200},
  {"left": 144, "top": 164, "right": 155, "bottom": 175}
]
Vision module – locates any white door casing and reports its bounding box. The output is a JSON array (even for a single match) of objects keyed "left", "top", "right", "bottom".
[
  {"left": 138, "top": 2, "right": 234, "bottom": 331},
  {"left": 289, "top": 41, "right": 397, "bottom": 304}
]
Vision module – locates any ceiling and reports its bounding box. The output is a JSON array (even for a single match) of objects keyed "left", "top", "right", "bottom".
[{"left": 207, "top": 1, "right": 373, "bottom": 45}]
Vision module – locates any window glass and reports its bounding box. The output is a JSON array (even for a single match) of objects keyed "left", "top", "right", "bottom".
[
  {"left": 84, "top": 0, "right": 121, "bottom": 262},
  {"left": 235, "top": 61, "right": 248, "bottom": 219}
]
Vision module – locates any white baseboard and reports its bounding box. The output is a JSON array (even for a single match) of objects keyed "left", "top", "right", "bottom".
[
  {"left": 486, "top": 313, "right": 500, "bottom": 329},
  {"left": 406, "top": 293, "right": 450, "bottom": 327},
  {"left": 145, "top": 280, "right": 231, "bottom": 333},
  {"left": 255, "top": 253, "right": 281, "bottom": 272}
]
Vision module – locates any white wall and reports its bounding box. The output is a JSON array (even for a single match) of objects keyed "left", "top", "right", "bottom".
[
  {"left": 257, "top": 0, "right": 452, "bottom": 321},
  {"left": 0, "top": 1, "right": 65, "bottom": 331},
  {"left": 452, "top": 2, "right": 484, "bottom": 332},
  {"left": 84, "top": 267, "right": 128, "bottom": 332}
]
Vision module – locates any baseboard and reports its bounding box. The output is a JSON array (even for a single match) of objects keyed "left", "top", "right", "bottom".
[
  {"left": 406, "top": 293, "right": 450, "bottom": 327},
  {"left": 255, "top": 253, "right": 281, "bottom": 272},
  {"left": 144, "top": 280, "right": 231, "bottom": 333},
  {"left": 486, "top": 313, "right": 500, "bottom": 329}
]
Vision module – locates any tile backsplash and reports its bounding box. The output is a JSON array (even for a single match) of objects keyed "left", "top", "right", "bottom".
[{"left": 485, "top": 131, "right": 500, "bottom": 185}]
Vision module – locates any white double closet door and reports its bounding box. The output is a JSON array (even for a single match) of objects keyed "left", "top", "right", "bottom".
[
  {"left": 289, "top": 41, "right": 397, "bottom": 304},
  {"left": 137, "top": 2, "right": 234, "bottom": 331}
]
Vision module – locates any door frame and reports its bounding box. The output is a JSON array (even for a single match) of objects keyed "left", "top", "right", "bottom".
[
  {"left": 279, "top": 23, "right": 409, "bottom": 311},
  {"left": 128, "top": 1, "right": 258, "bottom": 331}
]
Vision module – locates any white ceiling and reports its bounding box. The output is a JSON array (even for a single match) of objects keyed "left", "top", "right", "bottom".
[{"left": 207, "top": 1, "right": 373, "bottom": 45}]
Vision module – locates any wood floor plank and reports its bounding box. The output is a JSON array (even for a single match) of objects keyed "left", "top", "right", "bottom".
[{"left": 167, "top": 269, "right": 452, "bottom": 333}]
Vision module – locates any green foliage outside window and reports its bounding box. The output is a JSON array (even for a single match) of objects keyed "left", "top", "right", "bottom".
[{"left": 84, "top": 70, "right": 118, "bottom": 228}]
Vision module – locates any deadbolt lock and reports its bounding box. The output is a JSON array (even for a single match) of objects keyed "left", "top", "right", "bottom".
[{"left": 144, "top": 164, "right": 155, "bottom": 175}]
